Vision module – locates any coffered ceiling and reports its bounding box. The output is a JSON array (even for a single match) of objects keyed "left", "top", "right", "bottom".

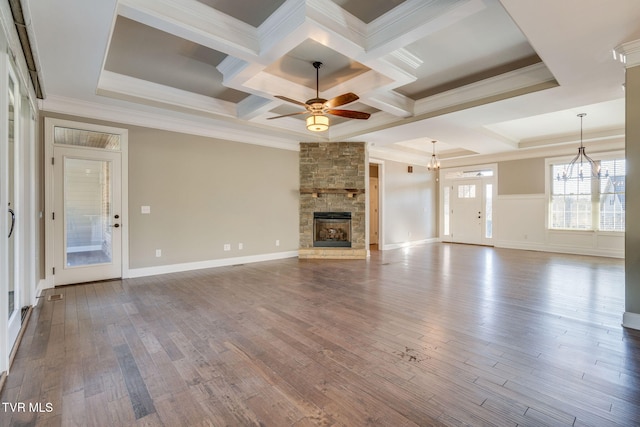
[{"left": 25, "top": 0, "right": 640, "bottom": 165}]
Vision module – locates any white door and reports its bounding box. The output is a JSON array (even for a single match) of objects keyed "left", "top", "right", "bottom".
[
  {"left": 52, "top": 147, "right": 122, "bottom": 285},
  {"left": 6, "top": 66, "right": 20, "bottom": 350},
  {"left": 451, "top": 178, "right": 483, "bottom": 245}
]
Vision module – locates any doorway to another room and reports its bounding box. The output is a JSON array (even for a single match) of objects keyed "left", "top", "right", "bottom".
[{"left": 369, "top": 163, "right": 380, "bottom": 251}]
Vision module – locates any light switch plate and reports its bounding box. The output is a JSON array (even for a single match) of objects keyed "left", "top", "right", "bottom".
[{"left": 141, "top": 205, "right": 151, "bottom": 214}]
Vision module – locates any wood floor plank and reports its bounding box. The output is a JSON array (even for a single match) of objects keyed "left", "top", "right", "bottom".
[{"left": 2, "top": 244, "right": 638, "bottom": 426}]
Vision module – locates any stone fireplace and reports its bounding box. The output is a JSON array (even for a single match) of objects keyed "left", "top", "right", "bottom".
[{"left": 299, "top": 142, "right": 366, "bottom": 259}]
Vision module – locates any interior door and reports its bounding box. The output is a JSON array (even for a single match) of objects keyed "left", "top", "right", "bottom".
[
  {"left": 53, "top": 146, "right": 122, "bottom": 285},
  {"left": 6, "top": 67, "right": 19, "bottom": 349},
  {"left": 451, "top": 178, "right": 483, "bottom": 244}
]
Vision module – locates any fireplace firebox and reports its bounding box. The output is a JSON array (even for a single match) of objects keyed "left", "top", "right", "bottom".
[{"left": 313, "top": 212, "right": 352, "bottom": 247}]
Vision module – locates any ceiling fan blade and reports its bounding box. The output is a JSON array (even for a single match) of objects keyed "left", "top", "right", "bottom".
[
  {"left": 327, "top": 109, "right": 371, "bottom": 120},
  {"left": 275, "top": 95, "right": 309, "bottom": 107},
  {"left": 267, "top": 111, "right": 308, "bottom": 120},
  {"left": 324, "top": 92, "right": 359, "bottom": 109}
]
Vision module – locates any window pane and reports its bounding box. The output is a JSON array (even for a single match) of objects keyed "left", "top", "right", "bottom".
[
  {"left": 485, "top": 184, "right": 492, "bottom": 239},
  {"left": 599, "top": 159, "right": 625, "bottom": 231},
  {"left": 64, "top": 158, "right": 113, "bottom": 267},
  {"left": 550, "top": 162, "right": 593, "bottom": 230},
  {"left": 443, "top": 187, "right": 450, "bottom": 236},
  {"left": 55, "top": 126, "right": 121, "bottom": 150}
]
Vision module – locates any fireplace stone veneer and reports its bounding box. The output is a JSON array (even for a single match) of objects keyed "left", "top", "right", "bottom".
[{"left": 299, "top": 142, "right": 366, "bottom": 259}]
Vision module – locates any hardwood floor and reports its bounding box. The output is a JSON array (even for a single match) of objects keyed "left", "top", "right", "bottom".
[{"left": 2, "top": 243, "right": 639, "bottom": 426}]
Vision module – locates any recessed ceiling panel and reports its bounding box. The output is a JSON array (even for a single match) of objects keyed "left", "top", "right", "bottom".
[
  {"left": 331, "top": 0, "right": 407, "bottom": 23},
  {"left": 395, "top": 0, "right": 544, "bottom": 100},
  {"left": 196, "top": 0, "right": 286, "bottom": 27},
  {"left": 264, "top": 40, "right": 370, "bottom": 92},
  {"left": 105, "top": 16, "right": 250, "bottom": 102}
]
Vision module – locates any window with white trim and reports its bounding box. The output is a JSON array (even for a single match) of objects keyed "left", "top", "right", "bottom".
[{"left": 549, "top": 158, "right": 625, "bottom": 231}]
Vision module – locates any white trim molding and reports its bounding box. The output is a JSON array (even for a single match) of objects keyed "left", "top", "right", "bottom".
[
  {"left": 622, "top": 311, "right": 640, "bottom": 331},
  {"left": 127, "top": 251, "right": 299, "bottom": 278},
  {"left": 615, "top": 39, "right": 640, "bottom": 68}
]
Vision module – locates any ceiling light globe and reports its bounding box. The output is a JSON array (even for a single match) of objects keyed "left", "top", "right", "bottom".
[{"left": 306, "top": 115, "right": 329, "bottom": 132}]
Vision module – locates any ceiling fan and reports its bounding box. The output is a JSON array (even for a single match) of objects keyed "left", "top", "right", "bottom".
[{"left": 267, "top": 61, "right": 371, "bottom": 131}]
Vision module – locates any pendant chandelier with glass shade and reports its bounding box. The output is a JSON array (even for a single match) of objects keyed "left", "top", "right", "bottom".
[
  {"left": 557, "top": 113, "right": 600, "bottom": 181},
  {"left": 427, "top": 140, "right": 440, "bottom": 171}
]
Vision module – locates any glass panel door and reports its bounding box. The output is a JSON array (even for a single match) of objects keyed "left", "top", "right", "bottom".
[
  {"left": 53, "top": 145, "right": 122, "bottom": 286},
  {"left": 64, "top": 158, "right": 113, "bottom": 267},
  {"left": 7, "top": 72, "right": 16, "bottom": 323},
  {"left": 6, "top": 64, "right": 21, "bottom": 353}
]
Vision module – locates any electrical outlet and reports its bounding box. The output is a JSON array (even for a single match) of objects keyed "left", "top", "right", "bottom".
[
  {"left": 224, "top": 244, "right": 231, "bottom": 251},
  {"left": 141, "top": 205, "right": 151, "bottom": 214},
  {"left": 275, "top": 239, "right": 280, "bottom": 247},
  {"left": 155, "top": 249, "right": 162, "bottom": 257},
  {"left": 238, "top": 243, "right": 243, "bottom": 250}
]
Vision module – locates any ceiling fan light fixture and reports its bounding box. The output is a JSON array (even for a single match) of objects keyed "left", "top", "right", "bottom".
[
  {"left": 306, "top": 114, "right": 329, "bottom": 132},
  {"left": 268, "top": 61, "right": 370, "bottom": 130}
]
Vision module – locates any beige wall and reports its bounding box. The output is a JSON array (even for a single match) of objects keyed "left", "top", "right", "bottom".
[
  {"left": 41, "top": 112, "right": 299, "bottom": 271},
  {"left": 626, "top": 65, "right": 640, "bottom": 315},
  {"left": 498, "top": 158, "right": 545, "bottom": 195},
  {"left": 383, "top": 160, "right": 438, "bottom": 245}
]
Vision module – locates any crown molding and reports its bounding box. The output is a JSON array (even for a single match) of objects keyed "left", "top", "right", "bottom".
[
  {"left": 440, "top": 136, "right": 625, "bottom": 168},
  {"left": 306, "top": 0, "right": 367, "bottom": 56},
  {"left": 363, "top": 88, "right": 415, "bottom": 118},
  {"left": 40, "top": 95, "right": 301, "bottom": 151},
  {"left": 518, "top": 127, "right": 626, "bottom": 149},
  {"left": 615, "top": 38, "right": 640, "bottom": 68},
  {"left": 414, "top": 62, "right": 556, "bottom": 116},
  {"left": 97, "top": 70, "right": 238, "bottom": 117},
  {"left": 257, "top": 0, "right": 308, "bottom": 55},
  {"left": 388, "top": 48, "right": 424, "bottom": 71}
]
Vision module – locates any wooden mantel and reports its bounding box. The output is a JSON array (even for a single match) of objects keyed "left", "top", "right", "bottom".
[{"left": 300, "top": 188, "right": 365, "bottom": 198}]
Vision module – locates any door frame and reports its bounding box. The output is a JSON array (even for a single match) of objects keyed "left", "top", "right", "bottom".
[
  {"left": 44, "top": 118, "right": 129, "bottom": 289},
  {"left": 1, "top": 42, "right": 38, "bottom": 376},
  {"left": 440, "top": 163, "right": 497, "bottom": 245},
  {"left": 367, "top": 159, "right": 385, "bottom": 251}
]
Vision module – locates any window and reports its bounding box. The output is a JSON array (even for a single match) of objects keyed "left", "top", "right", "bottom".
[
  {"left": 599, "top": 159, "right": 625, "bottom": 231},
  {"left": 458, "top": 184, "right": 476, "bottom": 198},
  {"left": 549, "top": 158, "right": 625, "bottom": 231},
  {"left": 485, "top": 184, "right": 493, "bottom": 238},
  {"left": 443, "top": 186, "right": 450, "bottom": 236}
]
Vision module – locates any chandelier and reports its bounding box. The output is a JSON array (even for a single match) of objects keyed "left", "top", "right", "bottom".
[
  {"left": 427, "top": 140, "right": 440, "bottom": 171},
  {"left": 557, "top": 113, "right": 600, "bottom": 180}
]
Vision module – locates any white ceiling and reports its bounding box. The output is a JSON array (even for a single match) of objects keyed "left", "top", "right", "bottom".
[{"left": 24, "top": 0, "right": 640, "bottom": 165}]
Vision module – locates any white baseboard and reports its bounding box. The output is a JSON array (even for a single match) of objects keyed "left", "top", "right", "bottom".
[
  {"left": 126, "top": 251, "right": 299, "bottom": 278},
  {"left": 35, "top": 279, "right": 51, "bottom": 302},
  {"left": 493, "top": 239, "right": 625, "bottom": 259},
  {"left": 382, "top": 238, "right": 439, "bottom": 251},
  {"left": 622, "top": 312, "right": 640, "bottom": 330}
]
